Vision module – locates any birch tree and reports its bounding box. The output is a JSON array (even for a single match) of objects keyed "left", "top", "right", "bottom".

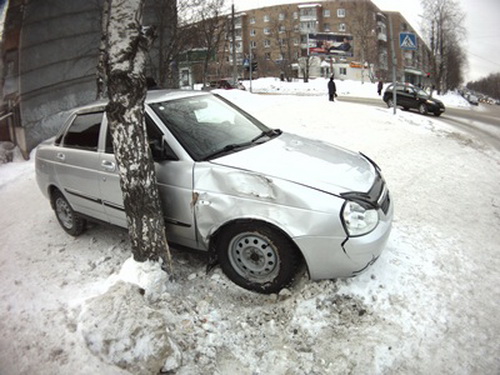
[
  {"left": 104, "top": 0, "right": 171, "bottom": 267},
  {"left": 421, "top": 0, "right": 466, "bottom": 93}
]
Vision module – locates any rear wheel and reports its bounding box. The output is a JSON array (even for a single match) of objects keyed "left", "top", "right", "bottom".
[
  {"left": 419, "top": 103, "right": 428, "bottom": 115},
  {"left": 216, "top": 222, "right": 301, "bottom": 294},
  {"left": 52, "top": 191, "right": 86, "bottom": 236}
]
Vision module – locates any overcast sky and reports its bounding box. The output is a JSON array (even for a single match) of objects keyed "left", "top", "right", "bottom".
[{"left": 232, "top": 0, "right": 500, "bottom": 82}]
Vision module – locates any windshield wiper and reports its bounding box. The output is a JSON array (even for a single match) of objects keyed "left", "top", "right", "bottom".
[
  {"left": 251, "top": 128, "right": 282, "bottom": 143},
  {"left": 203, "top": 129, "right": 282, "bottom": 161},
  {"left": 203, "top": 143, "right": 252, "bottom": 161}
]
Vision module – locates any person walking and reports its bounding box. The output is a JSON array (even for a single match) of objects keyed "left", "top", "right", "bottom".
[
  {"left": 377, "top": 80, "right": 383, "bottom": 96},
  {"left": 328, "top": 76, "right": 337, "bottom": 101}
]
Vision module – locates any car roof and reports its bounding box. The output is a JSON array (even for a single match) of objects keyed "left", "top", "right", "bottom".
[{"left": 71, "top": 90, "right": 209, "bottom": 114}]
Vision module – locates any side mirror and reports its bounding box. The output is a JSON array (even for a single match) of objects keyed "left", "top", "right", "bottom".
[{"left": 150, "top": 138, "right": 178, "bottom": 162}]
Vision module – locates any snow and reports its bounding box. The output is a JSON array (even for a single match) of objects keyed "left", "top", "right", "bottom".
[
  {"left": 1, "top": 84, "right": 499, "bottom": 374},
  {"left": 240, "top": 77, "right": 473, "bottom": 109}
]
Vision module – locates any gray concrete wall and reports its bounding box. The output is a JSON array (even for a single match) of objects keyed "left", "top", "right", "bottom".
[{"left": 17, "top": 0, "right": 177, "bottom": 152}]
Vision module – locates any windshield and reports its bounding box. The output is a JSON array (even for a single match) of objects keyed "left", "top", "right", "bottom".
[{"left": 150, "top": 94, "right": 272, "bottom": 161}]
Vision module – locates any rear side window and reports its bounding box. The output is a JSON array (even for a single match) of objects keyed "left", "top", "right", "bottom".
[{"left": 63, "top": 112, "right": 103, "bottom": 151}]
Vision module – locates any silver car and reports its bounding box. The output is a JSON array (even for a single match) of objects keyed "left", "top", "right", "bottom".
[{"left": 36, "top": 90, "right": 393, "bottom": 293}]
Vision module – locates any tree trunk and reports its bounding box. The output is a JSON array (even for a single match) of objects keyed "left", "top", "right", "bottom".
[
  {"left": 105, "top": 0, "right": 171, "bottom": 268},
  {"left": 96, "top": 0, "right": 110, "bottom": 99}
]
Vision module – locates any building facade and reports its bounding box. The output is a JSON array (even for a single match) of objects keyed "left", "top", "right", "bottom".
[
  {"left": 1, "top": 0, "right": 177, "bottom": 157},
  {"left": 181, "top": 0, "right": 431, "bottom": 87}
]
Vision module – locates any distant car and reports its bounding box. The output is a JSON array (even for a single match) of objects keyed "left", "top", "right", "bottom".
[
  {"left": 204, "top": 79, "right": 246, "bottom": 91},
  {"left": 383, "top": 83, "right": 445, "bottom": 117},
  {"left": 466, "top": 94, "right": 479, "bottom": 106},
  {"left": 35, "top": 90, "right": 392, "bottom": 293}
]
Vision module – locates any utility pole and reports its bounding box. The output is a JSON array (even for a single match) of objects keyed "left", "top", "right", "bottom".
[
  {"left": 388, "top": 16, "right": 397, "bottom": 115},
  {"left": 249, "top": 40, "right": 253, "bottom": 93},
  {"left": 231, "top": 2, "right": 238, "bottom": 84}
]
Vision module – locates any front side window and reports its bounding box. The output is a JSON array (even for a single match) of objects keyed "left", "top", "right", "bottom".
[
  {"left": 150, "top": 95, "right": 271, "bottom": 161},
  {"left": 63, "top": 112, "right": 103, "bottom": 151}
]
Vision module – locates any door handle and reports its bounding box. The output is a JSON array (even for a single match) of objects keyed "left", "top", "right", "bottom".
[
  {"left": 56, "top": 152, "right": 65, "bottom": 161},
  {"left": 101, "top": 160, "right": 116, "bottom": 172}
]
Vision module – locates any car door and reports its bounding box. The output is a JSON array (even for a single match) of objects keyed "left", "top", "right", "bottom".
[
  {"left": 396, "top": 85, "right": 412, "bottom": 108},
  {"left": 98, "top": 114, "right": 198, "bottom": 249},
  {"left": 54, "top": 110, "right": 108, "bottom": 222}
]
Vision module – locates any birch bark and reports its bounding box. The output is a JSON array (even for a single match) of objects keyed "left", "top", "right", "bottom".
[{"left": 104, "top": 0, "right": 171, "bottom": 268}]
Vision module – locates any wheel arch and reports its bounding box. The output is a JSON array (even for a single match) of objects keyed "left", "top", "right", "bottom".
[{"left": 208, "top": 217, "right": 308, "bottom": 275}]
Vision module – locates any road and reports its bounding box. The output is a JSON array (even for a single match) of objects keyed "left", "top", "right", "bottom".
[{"left": 339, "top": 96, "right": 500, "bottom": 151}]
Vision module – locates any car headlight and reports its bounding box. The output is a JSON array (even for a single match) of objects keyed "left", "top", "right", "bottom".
[
  {"left": 426, "top": 99, "right": 435, "bottom": 105},
  {"left": 342, "top": 201, "right": 379, "bottom": 236}
]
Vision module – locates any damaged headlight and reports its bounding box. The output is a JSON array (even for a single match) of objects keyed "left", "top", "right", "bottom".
[{"left": 342, "top": 201, "right": 379, "bottom": 236}]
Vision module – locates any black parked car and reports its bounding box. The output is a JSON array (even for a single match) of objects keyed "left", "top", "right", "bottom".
[{"left": 383, "top": 83, "right": 445, "bottom": 117}]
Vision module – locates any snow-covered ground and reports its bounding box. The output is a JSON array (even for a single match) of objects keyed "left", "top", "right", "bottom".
[
  {"left": 0, "top": 87, "right": 499, "bottom": 374},
  {"left": 241, "top": 77, "right": 473, "bottom": 109}
]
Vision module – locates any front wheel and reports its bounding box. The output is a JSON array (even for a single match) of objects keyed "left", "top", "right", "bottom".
[
  {"left": 52, "top": 190, "right": 86, "bottom": 236},
  {"left": 215, "top": 222, "right": 301, "bottom": 294},
  {"left": 386, "top": 98, "right": 394, "bottom": 108},
  {"left": 433, "top": 112, "right": 442, "bottom": 117},
  {"left": 419, "top": 103, "right": 428, "bottom": 115}
]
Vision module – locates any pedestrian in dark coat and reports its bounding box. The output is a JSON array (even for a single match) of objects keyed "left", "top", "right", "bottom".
[
  {"left": 328, "top": 76, "right": 336, "bottom": 101},
  {"left": 377, "top": 80, "right": 383, "bottom": 96}
]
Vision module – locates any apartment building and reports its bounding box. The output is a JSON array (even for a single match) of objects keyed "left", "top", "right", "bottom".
[{"left": 181, "top": 0, "right": 431, "bottom": 86}]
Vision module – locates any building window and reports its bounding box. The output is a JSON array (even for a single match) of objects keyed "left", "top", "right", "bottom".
[
  {"left": 265, "top": 52, "right": 271, "bottom": 60},
  {"left": 293, "top": 37, "right": 299, "bottom": 46},
  {"left": 293, "top": 11, "right": 298, "bottom": 20},
  {"left": 294, "top": 24, "right": 300, "bottom": 32},
  {"left": 264, "top": 39, "right": 271, "bottom": 47},
  {"left": 264, "top": 15, "right": 270, "bottom": 22},
  {"left": 324, "top": 9, "right": 331, "bottom": 17},
  {"left": 279, "top": 25, "right": 286, "bottom": 33},
  {"left": 279, "top": 13, "right": 285, "bottom": 21},
  {"left": 250, "top": 17, "right": 255, "bottom": 24},
  {"left": 339, "top": 67, "right": 347, "bottom": 75},
  {"left": 278, "top": 53, "right": 284, "bottom": 61},
  {"left": 279, "top": 38, "right": 286, "bottom": 46},
  {"left": 264, "top": 28, "right": 271, "bottom": 35},
  {"left": 337, "top": 9, "right": 346, "bottom": 18},
  {"left": 250, "top": 40, "right": 257, "bottom": 48},
  {"left": 250, "top": 29, "right": 256, "bottom": 36},
  {"left": 324, "top": 23, "right": 331, "bottom": 31},
  {"left": 339, "top": 23, "right": 346, "bottom": 32}
]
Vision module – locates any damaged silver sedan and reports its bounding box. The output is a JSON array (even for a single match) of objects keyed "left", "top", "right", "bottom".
[{"left": 35, "top": 90, "right": 393, "bottom": 293}]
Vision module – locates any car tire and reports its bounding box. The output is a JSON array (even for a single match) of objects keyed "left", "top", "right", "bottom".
[
  {"left": 419, "top": 103, "right": 428, "bottom": 115},
  {"left": 402, "top": 106, "right": 409, "bottom": 111},
  {"left": 52, "top": 190, "right": 86, "bottom": 236},
  {"left": 386, "top": 98, "right": 394, "bottom": 108},
  {"left": 215, "top": 222, "right": 301, "bottom": 294},
  {"left": 433, "top": 112, "right": 441, "bottom": 117}
]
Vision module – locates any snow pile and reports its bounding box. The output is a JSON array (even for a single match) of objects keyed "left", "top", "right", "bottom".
[
  {"left": 0, "top": 89, "right": 499, "bottom": 374},
  {"left": 78, "top": 281, "right": 175, "bottom": 375}
]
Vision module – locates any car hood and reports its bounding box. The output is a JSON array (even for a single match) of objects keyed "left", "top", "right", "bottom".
[{"left": 212, "top": 132, "right": 376, "bottom": 195}]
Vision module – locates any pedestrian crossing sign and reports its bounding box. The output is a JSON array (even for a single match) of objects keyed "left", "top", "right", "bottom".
[{"left": 399, "top": 32, "right": 417, "bottom": 50}]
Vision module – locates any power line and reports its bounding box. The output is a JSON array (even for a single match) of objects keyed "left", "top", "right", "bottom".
[{"left": 467, "top": 51, "right": 500, "bottom": 67}]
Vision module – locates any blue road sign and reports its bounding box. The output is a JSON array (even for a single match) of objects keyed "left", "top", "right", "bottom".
[{"left": 399, "top": 32, "right": 417, "bottom": 50}]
